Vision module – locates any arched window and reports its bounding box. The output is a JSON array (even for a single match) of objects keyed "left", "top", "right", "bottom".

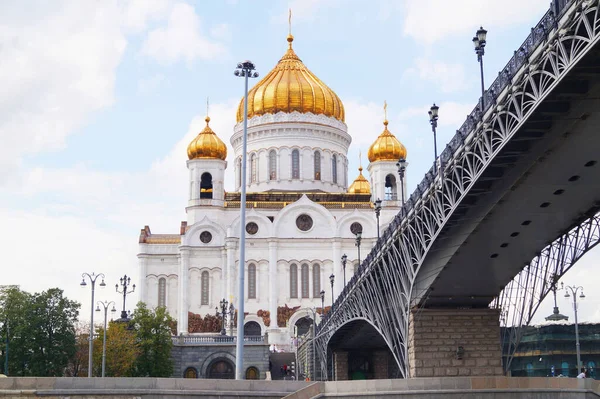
[
  {"left": 158, "top": 278, "right": 166, "bottom": 308},
  {"left": 246, "top": 366, "right": 259, "bottom": 380},
  {"left": 292, "top": 149, "right": 300, "bottom": 179},
  {"left": 244, "top": 321, "right": 261, "bottom": 336},
  {"left": 290, "top": 264, "right": 298, "bottom": 298},
  {"left": 561, "top": 361, "right": 569, "bottom": 376},
  {"left": 312, "top": 264, "right": 321, "bottom": 297},
  {"left": 332, "top": 154, "right": 338, "bottom": 184},
  {"left": 269, "top": 150, "right": 277, "bottom": 180},
  {"left": 301, "top": 263, "right": 309, "bottom": 298},
  {"left": 201, "top": 271, "right": 209, "bottom": 305},
  {"left": 385, "top": 174, "right": 397, "bottom": 200},
  {"left": 208, "top": 359, "right": 235, "bottom": 379},
  {"left": 250, "top": 153, "right": 257, "bottom": 183},
  {"left": 295, "top": 317, "right": 312, "bottom": 336},
  {"left": 237, "top": 157, "right": 242, "bottom": 188},
  {"left": 248, "top": 263, "right": 256, "bottom": 299},
  {"left": 184, "top": 367, "right": 197, "bottom": 378},
  {"left": 200, "top": 172, "right": 213, "bottom": 199},
  {"left": 314, "top": 151, "right": 321, "bottom": 180}
]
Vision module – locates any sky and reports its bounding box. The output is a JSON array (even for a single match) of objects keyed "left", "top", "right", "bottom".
[{"left": 1, "top": 0, "right": 597, "bottom": 327}]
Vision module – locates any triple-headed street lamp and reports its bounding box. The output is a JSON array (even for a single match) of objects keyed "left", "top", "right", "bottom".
[
  {"left": 564, "top": 283, "right": 585, "bottom": 374},
  {"left": 80, "top": 272, "right": 106, "bottom": 377},
  {"left": 215, "top": 298, "right": 232, "bottom": 336},
  {"left": 473, "top": 26, "right": 488, "bottom": 111},
  {"left": 115, "top": 274, "right": 135, "bottom": 321},
  {"left": 396, "top": 158, "right": 406, "bottom": 205},
  {"left": 95, "top": 301, "right": 116, "bottom": 377},
  {"left": 373, "top": 199, "right": 382, "bottom": 239},
  {"left": 341, "top": 254, "right": 347, "bottom": 287}
]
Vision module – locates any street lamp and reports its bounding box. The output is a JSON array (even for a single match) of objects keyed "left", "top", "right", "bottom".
[
  {"left": 545, "top": 274, "right": 568, "bottom": 322},
  {"left": 115, "top": 274, "right": 135, "bottom": 321},
  {"left": 95, "top": 301, "right": 116, "bottom": 377},
  {"left": 234, "top": 60, "right": 259, "bottom": 380},
  {"left": 373, "top": 199, "right": 382, "bottom": 239},
  {"left": 355, "top": 232, "right": 362, "bottom": 267},
  {"left": 472, "top": 26, "right": 487, "bottom": 110},
  {"left": 396, "top": 158, "right": 406, "bottom": 205},
  {"left": 329, "top": 274, "right": 335, "bottom": 311},
  {"left": 228, "top": 303, "right": 235, "bottom": 336},
  {"left": 80, "top": 272, "right": 106, "bottom": 377},
  {"left": 341, "top": 254, "right": 347, "bottom": 287},
  {"left": 564, "top": 283, "right": 585, "bottom": 374},
  {"left": 428, "top": 104, "right": 439, "bottom": 167},
  {"left": 320, "top": 290, "right": 325, "bottom": 315},
  {"left": 215, "top": 298, "right": 229, "bottom": 335}
]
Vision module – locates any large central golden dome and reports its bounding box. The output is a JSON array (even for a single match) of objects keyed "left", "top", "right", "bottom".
[{"left": 235, "top": 35, "right": 345, "bottom": 123}]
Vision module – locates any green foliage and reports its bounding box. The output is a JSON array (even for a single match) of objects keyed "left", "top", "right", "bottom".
[
  {"left": 131, "top": 302, "right": 174, "bottom": 377},
  {"left": 93, "top": 322, "right": 138, "bottom": 377}
]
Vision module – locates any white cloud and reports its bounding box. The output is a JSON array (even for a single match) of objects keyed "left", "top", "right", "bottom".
[
  {"left": 121, "top": 0, "right": 172, "bottom": 33},
  {"left": 137, "top": 74, "right": 167, "bottom": 94},
  {"left": 402, "top": 0, "right": 549, "bottom": 44},
  {"left": 141, "top": 2, "right": 227, "bottom": 65},
  {"left": 403, "top": 58, "right": 470, "bottom": 93}
]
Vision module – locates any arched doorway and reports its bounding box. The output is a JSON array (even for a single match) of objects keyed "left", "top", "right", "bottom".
[
  {"left": 295, "top": 317, "right": 312, "bottom": 336},
  {"left": 244, "top": 321, "right": 261, "bottom": 336},
  {"left": 207, "top": 358, "right": 235, "bottom": 379},
  {"left": 200, "top": 172, "right": 213, "bottom": 199},
  {"left": 184, "top": 367, "right": 197, "bottom": 378},
  {"left": 246, "top": 366, "right": 259, "bottom": 379}
]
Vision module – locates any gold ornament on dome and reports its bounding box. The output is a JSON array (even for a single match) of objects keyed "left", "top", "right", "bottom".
[
  {"left": 235, "top": 25, "right": 345, "bottom": 123},
  {"left": 368, "top": 101, "right": 407, "bottom": 162},
  {"left": 348, "top": 167, "right": 371, "bottom": 195},
  {"left": 187, "top": 115, "right": 228, "bottom": 160}
]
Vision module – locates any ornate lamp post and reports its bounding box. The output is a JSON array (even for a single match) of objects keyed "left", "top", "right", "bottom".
[
  {"left": 320, "top": 290, "right": 325, "bottom": 315},
  {"left": 355, "top": 232, "right": 362, "bottom": 266},
  {"left": 428, "top": 104, "right": 439, "bottom": 167},
  {"left": 545, "top": 275, "right": 568, "bottom": 322},
  {"left": 234, "top": 60, "right": 259, "bottom": 380},
  {"left": 215, "top": 298, "right": 229, "bottom": 336},
  {"left": 95, "top": 301, "right": 116, "bottom": 377},
  {"left": 228, "top": 302, "right": 235, "bottom": 336},
  {"left": 472, "top": 26, "right": 488, "bottom": 110},
  {"left": 373, "top": 199, "right": 382, "bottom": 239},
  {"left": 329, "top": 274, "right": 335, "bottom": 311},
  {"left": 115, "top": 274, "right": 135, "bottom": 321},
  {"left": 396, "top": 158, "right": 406, "bottom": 205},
  {"left": 341, "top": 254, "right": 347, "bottom": 287},
  {"left": 80, "top": 272, "right": 106, "bottom": 377},
  {"left": 564, "top": 283, "right": 585, "bottom": 374}
]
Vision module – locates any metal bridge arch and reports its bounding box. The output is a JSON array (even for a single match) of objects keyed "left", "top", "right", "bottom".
[{"left": 314, "top": 0, "right": 600, "bottom": 379}]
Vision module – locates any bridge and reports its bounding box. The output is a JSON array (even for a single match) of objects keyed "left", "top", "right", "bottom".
[{"left": 297, "top": 0, "right": 600, "bottom": 381}]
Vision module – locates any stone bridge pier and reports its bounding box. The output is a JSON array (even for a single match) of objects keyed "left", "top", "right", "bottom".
[{"left": 408, "top": 308, "right": 503, "bottom": 378}]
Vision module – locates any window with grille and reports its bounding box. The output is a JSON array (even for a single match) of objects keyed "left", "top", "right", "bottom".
[
  {"left": 158, "top": 278, "right": 166, "bottom": 308},
  {"left": 314, "top": 151, "right": 321, "bottom": 180},
  {"left": 201, "top": 271, "right": 209, "bottom": 305},
  {"left": 292, "top": 150, "right": 300, "bottom": 179},
  {"left": 301, "top": 263, "right": 309, "bottom": 298},
  {"left": 290, "top": 264, "right": 298, "bottom": 298},
  {"left": 312, "top": 264, "right": 321, "bottom": 297},
  {"left": 248, "top": 263, "right": 256, "bottom": 299},
  {"left": 269, "top": 150, "right": 277, "bottom": 180},
  {"left": 250, "top": 154, "right": 257, "bottom": 183},
  {"left": 332, "top": 154, "right": 337, "bottom": 183}
]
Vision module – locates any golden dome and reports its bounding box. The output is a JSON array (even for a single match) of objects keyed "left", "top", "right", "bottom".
[
  {"left": 187, "top": 116, "right": 227, "bottom": 160},
  {"left": 235, "top": 34, "right": 345, "bottom": 123},
  {"left": 367, "top": 119, "right": 407, "bottom": 162},
  {"left": 348, "top": 167, "right": 371, "bottom": 194}
]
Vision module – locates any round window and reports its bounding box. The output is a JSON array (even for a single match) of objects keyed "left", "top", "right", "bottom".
[
  {"left": 296, "top": 214, "right": 314, "bottom": 231},
  {"left": 246, "top": 222, "right": 259, "bottom": 235},
  {"left": 200, "top": 231, "right": 212, "bottom": 244},
  {"left": 350, "top": 222, "right": 363, "bottom": 235}
]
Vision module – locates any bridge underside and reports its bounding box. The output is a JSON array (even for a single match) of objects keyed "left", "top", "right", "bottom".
[{"left": 418, "top": 46, "right": 600, "bottom": 308}]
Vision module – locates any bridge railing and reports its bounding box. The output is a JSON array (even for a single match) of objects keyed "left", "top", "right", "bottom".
[
  {"left": 318, "top": 0, "right": 573, "bottom": 332},
  {"left": 171, "top": 334, "right": 266, "bottom": 345}
]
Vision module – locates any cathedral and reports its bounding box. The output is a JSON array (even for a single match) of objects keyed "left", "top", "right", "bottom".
[{"left": 137, "top": 31, "right": 408, "bottom": 348}]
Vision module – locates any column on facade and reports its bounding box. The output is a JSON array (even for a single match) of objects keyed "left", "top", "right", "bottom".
[
  {"left": 268, "top": 239, "right": 278, "bottom": 329},
  {"left": 221, "top": 246, "right": 227, "bottom": 301},
  {"left": 332, "top": 240, "right": 342, "bottom": 303},
  {"left": 225, "top": 238, "right": 237, "bottom": 303},
  {"left": 178, "top": 249, "right": 190, "bottom": 335},
  {"left": 138, "top": 256, "right": 147, "bottom": 304}
]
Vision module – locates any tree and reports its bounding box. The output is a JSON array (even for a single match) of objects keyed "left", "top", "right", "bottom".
[
  {"left": 131, "top": 302, "right": 173, "bottom": 377},
  {"left": 0, "top": 286, "right": 30, "bottom": 376},
  {"left": 92, "top": 321, "right": 138, "bottom": 377},
  {"left": 65, "top": 322, "right": 90, "bottom": 377}
]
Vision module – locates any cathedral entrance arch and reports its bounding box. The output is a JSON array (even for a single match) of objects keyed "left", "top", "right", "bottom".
[
  {"left": 244, "top": 321, "right": 261, "bottom": 336},
  {"left": 207, "top": 358, "right": 235, "bottom": 379},
  {"left": 200, "top": 172, "right": 213, "bottom": 199},
  {"left": 295, "top": 316, "right": 312, "bottom": 336}
]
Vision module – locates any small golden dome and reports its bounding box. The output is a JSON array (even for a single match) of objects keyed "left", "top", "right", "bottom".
[
  {"left": 348, "top": 167, "right": 371, "bottom": 194},
  {"left": 235, "top": 34, "right": 345, "bottom": 123},
  {"left": 187, "top": 116, "right": 227, "bottom": 160},
  {"left": 367, "top": 119, "right": 407, "bottom": 162}
]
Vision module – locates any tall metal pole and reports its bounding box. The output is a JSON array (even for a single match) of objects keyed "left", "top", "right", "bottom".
[
  {"left": 473, "top": 27, "right": 487, "bottom": 111},
  {"left": 234, "top": 60, "right": 258, "bottom": 380},
  {"left": 80, "top": 272, "right": 106, "bottom": 377},
  {"left": 96, "top": 301, "right": 115, "bottom": 378},
  {"left": 4, "top": 320, "right": 8, "bottom": 376},
  {"left": 115, "top": 275, "right": 135, "bottom": 321},
  {"left": 564, "top": 284, "right": 585, "bottom": 374}
]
